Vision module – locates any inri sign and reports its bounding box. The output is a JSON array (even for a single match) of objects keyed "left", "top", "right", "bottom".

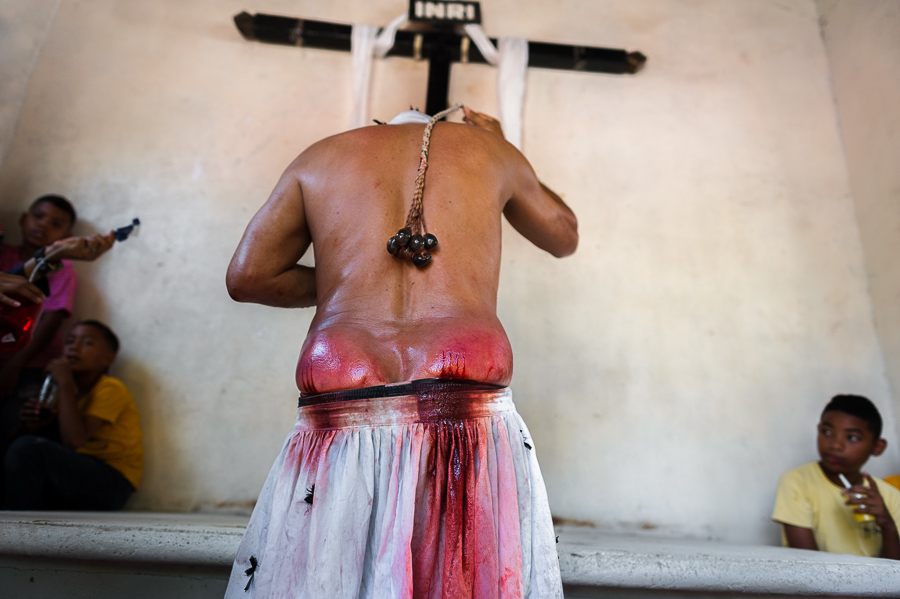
[{"left": 409, "top": 1, "right": 481, "bottom": 24}]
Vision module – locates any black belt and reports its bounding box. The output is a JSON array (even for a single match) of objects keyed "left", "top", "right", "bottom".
[{"left": 298, "top": 378, "right": 505, "bottom": 407}]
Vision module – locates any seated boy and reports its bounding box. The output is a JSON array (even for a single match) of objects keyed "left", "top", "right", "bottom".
[
  {"left": 0, "top": 195, "right": 80, "bottom": 404},
  {"left": 772, "top": 395, "right": 900, "bottom": 559},
  {"left": 3, "top": 320, "right": 143, "bottom": 510}
]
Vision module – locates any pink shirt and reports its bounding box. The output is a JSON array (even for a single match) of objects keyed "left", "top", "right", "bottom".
[{"left": 1, "top": 243, "right": 77, "bottom": 368}]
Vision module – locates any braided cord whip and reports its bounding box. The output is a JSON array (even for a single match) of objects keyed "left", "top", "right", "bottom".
[{"left": 405, "top": 103, "right": 464, "bottom": 233}]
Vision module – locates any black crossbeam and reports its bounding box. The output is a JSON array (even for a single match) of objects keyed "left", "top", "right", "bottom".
[{"left": 234, "top": 12, "right": 646, "bottom": 114}]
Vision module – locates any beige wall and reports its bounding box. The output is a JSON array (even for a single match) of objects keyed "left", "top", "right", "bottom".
[
  {"left": 0, "top": 0, "right": 61, "bottom": 165},
  {"left": 817, "top": 0, "right": 900, "bottom": 467},
  {"left": 1, "top": 0, "right": 896, "bottom": 545}
]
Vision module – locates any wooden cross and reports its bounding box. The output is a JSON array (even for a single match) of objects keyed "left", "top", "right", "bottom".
[{"left": 233, "top": 4, "right": 646, "bottom": 116}]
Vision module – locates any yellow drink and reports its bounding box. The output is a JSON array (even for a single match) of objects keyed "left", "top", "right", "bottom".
[
  {"left": 850, "top": 493, "right": 874, "bottom": 523},
  {"left": 839, "top": 475, "right": 875, "bottom": 523}
]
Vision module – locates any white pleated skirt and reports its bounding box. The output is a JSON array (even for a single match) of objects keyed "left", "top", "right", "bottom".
[{"left": 225, "top": 379, "right": 562, "bottom": 599}]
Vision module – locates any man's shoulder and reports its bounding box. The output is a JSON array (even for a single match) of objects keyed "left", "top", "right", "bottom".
[
  {"left": 95, "top": 375, "right": 130, "bottom": 395},
  {"left": 82, "top": 376, "right": 134, "bottom": 421},
  {"left": 778, "top": 462, "right": 820, "bottom": 486},
  {"left": 292, "top": 125, "right": 395, "bottom": 169},
  {"left": 303, "top": 121, "right": 505, "bottom": 153}
]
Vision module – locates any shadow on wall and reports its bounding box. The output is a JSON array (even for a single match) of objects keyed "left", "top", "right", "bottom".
[{"left": 113, "top": 357, "right": 165, "bottom": 512}]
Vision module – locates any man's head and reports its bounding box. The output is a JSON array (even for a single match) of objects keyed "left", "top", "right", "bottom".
[
  {"left": 20, "top": 195, "right": 77, "bottom": 248},
  {"left": 64, "top": 320, "right": 119, "bottom": 375},
  {"left": 19, "top": 195, "right": 76, "bottom": 249},
  {"left": 817, "top": 394, "right": 886, "bottom": 478}
]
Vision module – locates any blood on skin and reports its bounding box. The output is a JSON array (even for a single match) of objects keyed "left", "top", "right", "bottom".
[
  {"left": 423, "top": 328, "right": 513, "bottom": 384},
  {"left": 296, "top": 331, "right": 390, "bottom": 394},
  {"left": 296, "top": 327, "right": 513, "bottom": 394}
]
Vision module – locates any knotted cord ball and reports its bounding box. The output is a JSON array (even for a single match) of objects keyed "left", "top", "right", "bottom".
[
  {"left": 395, "top": 227, "right": 412, "bottom": 247},
  {"left": 384, "top": 103, "right": 462, "bottom": 266},
  {"left": 387, "top": 237, "right": 400, "bottom": 255},
  {"left": 409, "top": 234, "right": 425, "bottom": 252}
]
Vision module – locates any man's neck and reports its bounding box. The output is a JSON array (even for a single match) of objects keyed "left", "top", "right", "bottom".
[{"left": 818, "top": 462, "right": 865, "bottom": 487}]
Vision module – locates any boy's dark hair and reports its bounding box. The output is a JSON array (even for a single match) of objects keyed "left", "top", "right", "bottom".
[
  {"left": 76, "top": 320, "right": 120, "bottom": 354},
  {"left": 30, "top": 194, "right": 77, "bottom": 226},
  {"left": 823, "top": 394, "right": 882, "bottom": 439}
]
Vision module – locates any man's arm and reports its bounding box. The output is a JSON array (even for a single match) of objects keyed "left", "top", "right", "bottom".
[
  {"left": 0, "top": 231, "right": 113, "bottom": 309},
  {"left": 43, "top": 358, "right": 104, "bottom": 449},
  {"left": 462, "top": 108, "right": 578, "bottom": 258},
  {"left": 226, "top": 162, "right": 317, "bottom": 308},
  {"left": 879, "top": 517, "right": 900, "bottom": 560},
  {"left": 782, "top": 524, "right": 818, "bottom": 550},
  {"left": 853, "top": 474, "right": 900, "bottom": 560},
  {"left": 18, "top": 232, "right": 116, "bottom": 282},
  {"left": 504, "top": 177, "right": 578, "bottom": 258}
]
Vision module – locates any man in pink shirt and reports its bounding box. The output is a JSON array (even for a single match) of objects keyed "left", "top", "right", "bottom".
[{"left": 0, "top": 196, "right": 79, "bottom": 430}]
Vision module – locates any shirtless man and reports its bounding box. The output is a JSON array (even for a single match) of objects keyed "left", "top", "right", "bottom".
[{"left": 225, "top": 107, "right": 577, "bottom": 599}]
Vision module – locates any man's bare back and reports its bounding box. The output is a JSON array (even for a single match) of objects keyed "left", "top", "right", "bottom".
[{"left": 227, "top": 108, "right": 577, "bottom": 394}]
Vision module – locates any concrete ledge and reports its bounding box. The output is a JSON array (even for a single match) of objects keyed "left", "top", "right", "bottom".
[
  {"left": 1, "top": 513, "right": 900, "bottom": 597},
  {"left": 558, "top": 526, "right": 900, "bottom": 597},
  {"left": 0, "top": 511, "right": 246, "bottom": 568}
]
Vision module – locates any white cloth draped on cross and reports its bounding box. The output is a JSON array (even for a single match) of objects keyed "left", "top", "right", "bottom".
[{"left": 350, "top": 14, "right": 529, "bottom": 150}]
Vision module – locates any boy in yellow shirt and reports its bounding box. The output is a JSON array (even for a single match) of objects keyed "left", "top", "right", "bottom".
[
  {"left": 772, "top": 395, "right": 900, "bottom": 559},
  {"left": 3, "top": 320, "right": 143, "bottom": 510}
]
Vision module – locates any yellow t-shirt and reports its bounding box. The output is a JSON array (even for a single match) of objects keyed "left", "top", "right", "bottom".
[
  {"left": 884, "top": 475, "right": 900, "bottom": 491},
  {"left": 772, "top": 461, "right": 900, "bottom": 557},
  {"left": 76, "top": 375, "right": 144, "bottom": 489}
]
